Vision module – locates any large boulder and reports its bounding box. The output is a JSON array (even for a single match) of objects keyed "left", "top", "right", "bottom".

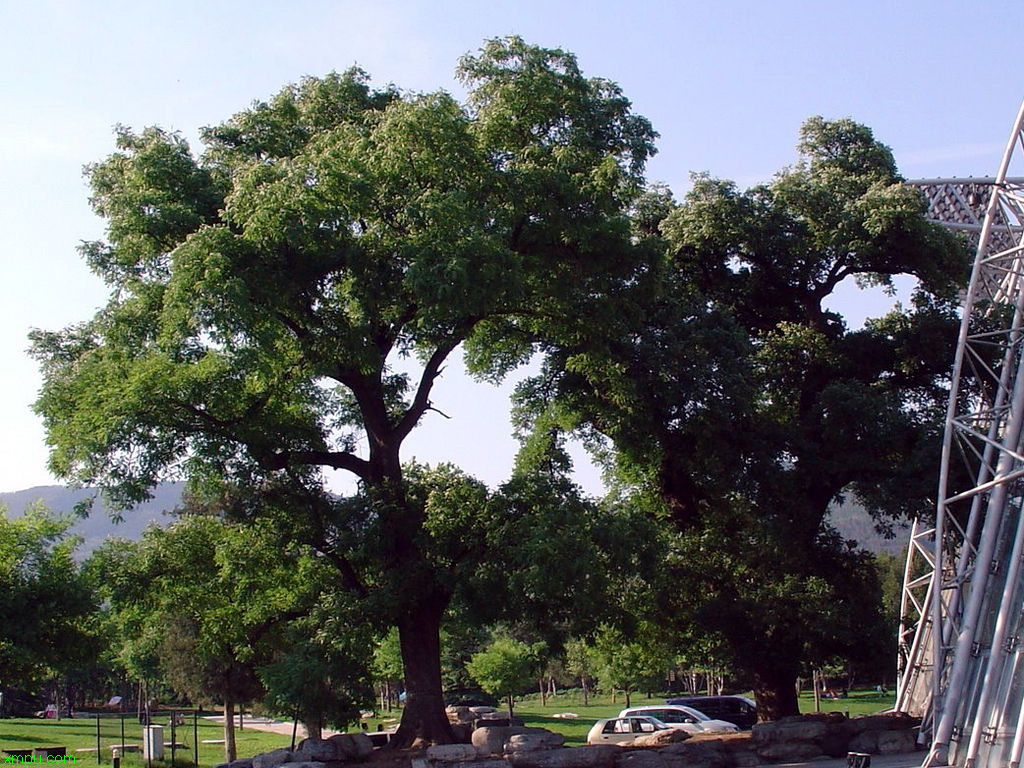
[
  {"left": 448, "top": 707, "right": 477, "bottom": 725},
  {"left": 632, "top": 730, "right": 690, "bottom": 748},
  {"left": 755, "top": 741, "right": 822, "bottom": 762},
  {"left": 877, "top": 730, "right": 917, "bottom": 755},
  {"left": 507, "top": 746, "right": 618, "bottom": 768},
  {"left": 752, "top": 715, "right": 828, "bottom": 746},
  {"left": 330, "top": 732, "right": 374, "bottom": 760},
  {"left": 505, "top": 732, "right": 566, "bottom": 754},
  {"left": 473, "top": 726, "right": 546, "bottom": 756},
  {"left": 427, "top": 744, "right": 486, "bottom": 762},
  {"left": 844, "top": 713, "right": 920, "bottom": 735},
  {"left": 613, "top": 752, "right": 669, "bottom": 768},
  {"left": 293, "top": 739, "right": 338, "bottom": 762},
  {"left": 253, "top": 748, "right": 293, "bottom": 768},
  {"left": 277, "top": 762, "right": 329, "bottom": 768}
]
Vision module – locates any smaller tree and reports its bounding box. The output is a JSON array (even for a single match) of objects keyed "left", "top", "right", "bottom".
[
  {"left": 564, "top": 639, "right": 596, "bottom": 706},
  {"left": 592, "top": 627, "right": 663, "bottom": 708},
  {"left": 467, "top": 637, "right": 541, "bottom": 719},
  {"left": 372, "top": 629, "right": 404, "bottom": 713}
]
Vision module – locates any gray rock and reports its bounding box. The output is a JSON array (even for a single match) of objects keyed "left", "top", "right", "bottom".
[
  {"left": 729, "top": 751, "right": 760, "bottom": 768},
  {"left": 253, "top": 748, "right": 293, "bottom": 768},
  {"left": 452, "top": 723, "right": 475, "bottom": 744},
  {"left": 448, "top": 707, "right": 477, "bottom": 724},
  {"left": 229, "top": 760, "right": 254, "bottom": 768},
  {"left": 452, "top": 761, "right": 512, "bottom": 768},
  {"left": 508, "top": 745, "right": 618, "bottom": 768},
  {"left": 633, "top": 730, "right": 690, "bottom": 748},
  {"left": 277, "top": 762, "right": 329, "bottom": 768},
  {"left": 876, "top": 730, "right": 917, "bottom": 755},
  {"left": 473, "top": 726, "right": 542, "bottom": 756},
  {"left": 613, "top": 751, "right": 668, "bottom": 768},
  {"left": 848, "top": 732, "right": 880, "bottom": 754},
  {"left": 755, "top": 741, "right": 822, "bottom": 761},
  {"left": 505, "top": 732, "right": 566, "bottom": 754},
  {"left": 326, "top": 733, "right": 373, "bottom": 760},
  {"left": 294, "top": 739, "right": 338, "bottom": 762},
  {"left": 427, "top": 744, "right": 485, "bottom": 762}
]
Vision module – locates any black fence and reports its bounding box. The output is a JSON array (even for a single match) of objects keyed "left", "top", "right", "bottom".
[{"left": 90, "top": 711, "right": 205, "bottom": 768}]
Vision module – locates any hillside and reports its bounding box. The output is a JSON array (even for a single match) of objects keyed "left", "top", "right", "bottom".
[
  {"left": 1, "top": 482, "right": 910, "bottom": 558},
  {"left": 0, "top": 482, "right": 185, "bottom": 556}
]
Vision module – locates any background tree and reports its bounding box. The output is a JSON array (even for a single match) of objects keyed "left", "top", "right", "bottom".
[
  {"left": 30, "top": 37, "right": 655, "bottom": 745},
  {"left": 591, "top": 626, "right": 663, "bottom": 708},
  {"left": 466, "top": 636, "right": 542, "bottom": 719},
  {"left": 0, "top": 505, "right": 98, "bottom": 706},
  {"left": 513, "top": 117, "right": 968, "bottom": 719}
]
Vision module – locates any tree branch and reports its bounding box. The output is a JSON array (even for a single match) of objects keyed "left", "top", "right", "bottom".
[
  {"left": 260, "top": 449, "right": 371, "bottom": 479},
  {"left": 394, "top": 335, "right": 463, "bottom": 442}
]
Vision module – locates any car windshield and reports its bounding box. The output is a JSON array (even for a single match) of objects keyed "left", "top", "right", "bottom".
[{"left": 678, "top": 706, "right": 709, "bottom": 721}]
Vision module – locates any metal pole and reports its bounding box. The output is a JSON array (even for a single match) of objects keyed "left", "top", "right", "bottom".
[
  {"left": 964, "top": 504, "right": 1024, "bottom": 766},
  {"left": 171, "top": 710, "right": 176, "bottom": 768},
  {"left": 120, "top": 714, "right": 125, "bottom": 754},
  {"left": 290, "top": 713, "right": 298, "bottom": 751},
  {"left": 193, "top": 710, "right": 199, "bottom": 768},
  {"left": 96, "top": 715, "right": 101, "bottom": 765}
]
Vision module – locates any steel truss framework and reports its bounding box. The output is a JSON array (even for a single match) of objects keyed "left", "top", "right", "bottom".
[{"left": 896, "top": 101, "right": 1024, "bottom": 768}]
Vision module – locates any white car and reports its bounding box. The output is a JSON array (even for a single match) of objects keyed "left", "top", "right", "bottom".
[
  {"left": 586, "top": 716, "right": 673, "bottom": 745},
  {"left": 617, "top": 705, "right": 740, "bottom": 733}
]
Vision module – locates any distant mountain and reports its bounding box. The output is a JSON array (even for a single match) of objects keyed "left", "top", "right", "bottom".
[
  {"left": 0, "top": 482, "right": 185, "bottom": 557},
  {"left": 826, "top": 498, "right": 911, "bottom": 557},
  {"left": 1, "top": 481, "right": 911, "bottom": 559}
]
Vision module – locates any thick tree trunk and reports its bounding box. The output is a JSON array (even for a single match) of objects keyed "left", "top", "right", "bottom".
[
  {"left": 752, "top": 665, "right": 800, "bottom": 721},
  {"left": 392, "top": 603, "right": 453, "bottom": 747},
  {"left": 224, "top": 701, "right": 237, "bottom": 762}
]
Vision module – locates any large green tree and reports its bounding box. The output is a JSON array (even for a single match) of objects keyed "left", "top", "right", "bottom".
[
  {"left": 0, "top": 506, "right": 98, "bottom": 701},
  {"left": 30, "top": 38, "right": 655, "bottom": 744},
  {"left": 514, "top": 118, "right": 968, "bottom": 719}
]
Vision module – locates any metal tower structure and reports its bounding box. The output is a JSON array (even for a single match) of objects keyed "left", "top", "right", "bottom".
[{"left": 896, "top": 101, "right": 1024, "bottom": 768}]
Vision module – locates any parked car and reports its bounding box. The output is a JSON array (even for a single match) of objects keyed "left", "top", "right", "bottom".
[
  {"left": 618, "top": 704, "right": 739, "bottom": 733},
  {"left": 664, "top": 695, "right": 757, "bottom": 729},
  {"left": 587, "top": 716, "right": 673, "bottom": 745}
]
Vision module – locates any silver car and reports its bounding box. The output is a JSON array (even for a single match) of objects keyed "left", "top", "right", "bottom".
[
  {"left": 617, "top": 705, "right": 739, "bottom": 733},
  {"left": 586, "top": 715, "right": 673, "bottom": 745}
]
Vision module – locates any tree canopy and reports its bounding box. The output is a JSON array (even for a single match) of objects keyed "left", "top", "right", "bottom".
[
  {"left": 0, "top": 506, "right": 98, "bottom": 695},
  {"left": 30, "top": 37, "right": 656, "bottom": 744},
  {"left": 512, "top": 117, "right": 968, "bottom": 718}
]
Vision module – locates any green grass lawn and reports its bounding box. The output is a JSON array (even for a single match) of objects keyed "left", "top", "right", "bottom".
[
  {"left": 0, "top": 715, "right": 294, "bottom": 768},
  {"left": 0, "top": 690, "right": 899, "bottom": 760}
]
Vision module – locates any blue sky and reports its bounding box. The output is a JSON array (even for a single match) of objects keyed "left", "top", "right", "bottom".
[{"left": 1, "top": 0, "right": 1020, "bottom": 495}]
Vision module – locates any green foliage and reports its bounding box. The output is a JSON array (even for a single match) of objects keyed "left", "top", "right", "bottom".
[
  {"left": 591, "top": 626, "right": 663, "bottom": 702},
  {"left": 467, "top": 636, "right": 544, "bottom": 715},
  {"left": 259, "top": 615, "right": 374, "bottom": 734},
  {"left": 510, "top": 117, "right": 969, "bottom": 717},
  {"left": 0, "top": 505, "right": 98, "bottom": 691},
  {"left": 30, "top": 38, "right": 657, "bottom": 742}
]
